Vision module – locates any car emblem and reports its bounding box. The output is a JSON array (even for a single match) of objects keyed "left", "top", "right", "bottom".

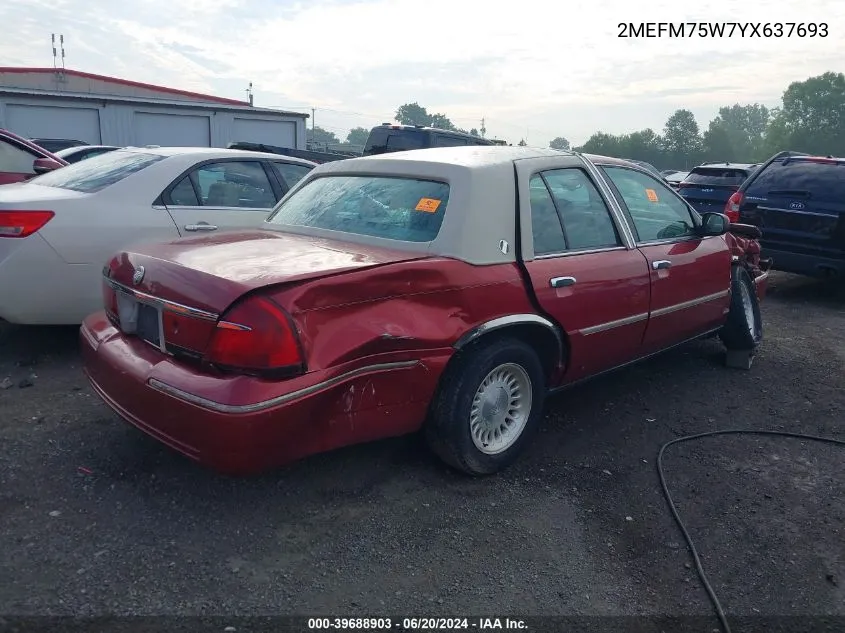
[
  {"left": 132, "top": 265, "right": 145, "bottom": 285},
  {"left": 789, "top": 201, "right": 805, "bottom": 210}
]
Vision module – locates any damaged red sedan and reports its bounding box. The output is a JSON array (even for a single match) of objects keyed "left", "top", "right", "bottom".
[{"left": 81, "top": 146, "right": 770, "bottom": 476}]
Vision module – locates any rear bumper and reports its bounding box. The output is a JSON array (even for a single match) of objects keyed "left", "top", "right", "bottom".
[
  {"left": 763, "top": 248, "right": 845, "bottom": 279},
  {"left": 81, "top": 312, "right": 448, "bottom": 475}
]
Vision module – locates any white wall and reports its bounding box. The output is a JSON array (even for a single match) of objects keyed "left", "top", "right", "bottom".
[
  {"left": 0, "top": 96, "right": 306, "bottom": 149},
  {"left": 5, "top": 103, "right": 102, "bottom": 143}
]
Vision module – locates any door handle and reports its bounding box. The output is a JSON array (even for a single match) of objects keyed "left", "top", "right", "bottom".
[
  {"left": 185, "top": 223, "right": 218, "bottom": 232},
  {"left": 652, "top": 260, "right": 672, "bottom": 270},
  {"left": 550, "top": 276, "right": 576, "bottom": 288}
]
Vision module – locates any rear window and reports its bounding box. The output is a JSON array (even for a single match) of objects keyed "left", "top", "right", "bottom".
[
  {"left": 685, "top": 167, "right": 751, "bottom": 186},
  {"left": 364, "top": 128, "right": 426, "bottom": 155},
  {"left": 30, "top": 150, "right": 165, "bottom": 193},
  {"left": 266, "top": 175, "right": 449, "bottom": 242},
  {"left": 746, "top": 159, "right": 845, "bottom": 204}
]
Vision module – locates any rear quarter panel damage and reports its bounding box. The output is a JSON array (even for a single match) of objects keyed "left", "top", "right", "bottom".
[{"left": 268, "top": 258, "right": 537, "bottom": 419}]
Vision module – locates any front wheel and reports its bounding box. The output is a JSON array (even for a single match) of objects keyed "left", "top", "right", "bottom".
[
  {"left": 425, "top": 337, "right": 546, "bottom": 476},
  {"left": 719, "top": 266, "right": 763, "bottom": 351}
]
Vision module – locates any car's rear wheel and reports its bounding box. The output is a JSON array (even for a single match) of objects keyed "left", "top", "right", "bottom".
[
  {"left": 425, "top": 337, "right": 546, "bottom": 475},
  {"left": 719, "top": 266, "right": 763, "bottom": 350}
]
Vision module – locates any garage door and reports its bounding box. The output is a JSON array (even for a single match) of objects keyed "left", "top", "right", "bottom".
[
  {"left": 232, "top": 118, "right": 296, "bottom": 148},
  {"left": 134, "top": 112, "right": 210, "bottom": 147},
  {"left": 5, "top": 104, "right": 101, "bottom": 144}
]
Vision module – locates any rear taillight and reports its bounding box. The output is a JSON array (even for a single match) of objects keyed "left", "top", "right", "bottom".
[
  {"left": 0, "top": 210, "right": 54, "bottom": 238},
  {"left": 724, "top": 191, "right": 744, "bottom": 223},
  {"left": 205, "top": 296, "right": 304, "bottom": 376}
]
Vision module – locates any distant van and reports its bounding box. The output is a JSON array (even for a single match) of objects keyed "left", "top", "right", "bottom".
[{"left": 362, "top": 124, "right": 497, "bottom": 156}]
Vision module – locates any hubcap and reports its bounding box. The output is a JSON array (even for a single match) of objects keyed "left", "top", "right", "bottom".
[
  {"left": 739, "top": 281, "right": 756, "bottom": 337},
  {"left": 469, "top": 363, "right": 532, "bottom": 455}
]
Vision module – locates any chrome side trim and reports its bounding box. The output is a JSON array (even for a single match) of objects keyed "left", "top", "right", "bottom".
[
  {"left": 453, "top": 314, "right": 562, "bottom": 353},
  {"left": 575, "top": 156, "right": 638, "bottom": 249},
  {"left": 535, "top": 246, "right": 627, "bottom": 260},
  {"left": 147, "top": 360, "right": 420, "bottom": 414},
  {"left": 651, "top": 290, "right": 729, "bottom": 318},
  {"left": 549, "top": 326, "right": 722, "bottom": 393},
  {"left": 579, "top": 312, "right": 649, "bottom": 336},
  {"left": 104, "top": 277, "right": 219, "bottom": 322}
]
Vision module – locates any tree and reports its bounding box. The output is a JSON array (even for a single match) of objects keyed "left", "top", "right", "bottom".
[
  {"left": 429, "top": 113, "right": 456, "bottom": 130},
  {"left": 395, "top": 102, "right": 431, "bottom": 126},
  {"left": 708, "top": 104, "right": 769, "bottom": 161},
  {"left": 306, "top": 125, "right": 339, "bottom": 145},
  {"left": 470, "top": 128, "right": 479, "bottom": 137},
  {"left": 549, "top": 137, "right": 570, "bottom": 150},
  {"left": 663, "top": 109, "right": 702, "bottom": 168},
  {"left": 764, "top": 72, "right": 845, "bottom": 155},
  {"left": 702, "top": 121, "right": 735, "bottom": 163},
  {"left": 518, "top": 139, "right": 527, "bottom": 146},
  {"left": 346, "top": 126, "right": 370, "bottom": 146}
]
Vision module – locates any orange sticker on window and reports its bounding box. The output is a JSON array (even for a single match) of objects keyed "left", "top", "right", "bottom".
[
  {"left": 415, "top": 198, "right": 441, "bottom": 213},
  {"left": 645, "top": 188, "right": 659, "bottom": 202}
]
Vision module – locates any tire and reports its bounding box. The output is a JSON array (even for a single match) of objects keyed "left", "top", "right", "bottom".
[
  {"left": 425, "top": 337, "right": 546, "bottom": 476},
  {"left": 719, "top": 266, "right": 763, "bottom": 351}
]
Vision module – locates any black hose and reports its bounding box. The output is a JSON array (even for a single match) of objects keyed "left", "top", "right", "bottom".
[{"left": 657, "top": 429, "right": 845, "bottom": 633}]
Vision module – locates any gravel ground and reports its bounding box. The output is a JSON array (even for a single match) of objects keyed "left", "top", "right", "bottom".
[{"left": 0, "top": 272, "right": 843, "bottom": 626}]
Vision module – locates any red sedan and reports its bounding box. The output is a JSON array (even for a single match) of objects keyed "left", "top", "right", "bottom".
[{"left": 81, "top": 147, "right": 769, "bottom": 476}]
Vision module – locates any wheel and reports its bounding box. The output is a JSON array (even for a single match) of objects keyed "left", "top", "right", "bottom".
[
  {"left": 719, "top": 266, "right": 763, "bottom": 351},
  {"left": 425, "top": 337, "right": 546, "bottom": 475}
]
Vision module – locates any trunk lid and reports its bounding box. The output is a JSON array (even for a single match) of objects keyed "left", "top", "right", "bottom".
[{"left": 106, "top": 229, "right": 431, "bottom": 314}]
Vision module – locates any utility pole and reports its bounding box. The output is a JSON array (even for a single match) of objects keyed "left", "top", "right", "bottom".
[{"left": 480, "top": 117, "right": 486, "bottom": 138}]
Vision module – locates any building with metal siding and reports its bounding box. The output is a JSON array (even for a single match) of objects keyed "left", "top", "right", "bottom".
[{"left": 0, "top": 67, "right": 308, "bottom": 150}]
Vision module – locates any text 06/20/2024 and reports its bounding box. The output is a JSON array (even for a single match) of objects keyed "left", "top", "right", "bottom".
[{"left": 618, "top": 22, "right": 828, "bottom": 38}]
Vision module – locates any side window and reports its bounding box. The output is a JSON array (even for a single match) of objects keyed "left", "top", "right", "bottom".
[
  {"left": 528, "top": 175, "right": 567, "bottom": 255},
  {"left": 271, "top": 162, "right": 311, "bottom": 190},
  {"left": 169, "top": 176, "right": 199, "bottom": 206},
  {"left": 434, "top": 135, "right": 468, "bottom": 147},
  {"left": 542, "top": 169, "right": 621, "bottom": 250},
  {"left": 602, "top": 166, "right": 696, "bottom": 242},
  {"left": 0, "top": 140, "right": 36, "bottom": 174},
  {"left": 194, "top": 161, "right": 276, "bottom": 208}
]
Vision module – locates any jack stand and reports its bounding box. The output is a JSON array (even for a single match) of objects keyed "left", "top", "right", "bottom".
[{"left": 725, "top": 348, "right": 754, "bottom": 370}]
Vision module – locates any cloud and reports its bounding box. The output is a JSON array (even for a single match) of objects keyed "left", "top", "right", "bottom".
[{"left": 3, "top": 0, "right": 845, "bottom": 145}]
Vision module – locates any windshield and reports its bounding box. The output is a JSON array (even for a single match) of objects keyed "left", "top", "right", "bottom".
[
  {"left": 29, "top": 149, "right": 165, "bottom": 193},
  {"left": 685, "top": 167, "right": 751, "bottom": 187},
  {"left": 266, "top": 175, "right": 449, "bottom": 242}
]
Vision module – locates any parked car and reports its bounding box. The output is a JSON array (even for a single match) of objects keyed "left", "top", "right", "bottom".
[
  {"left": 227, "top": 141, "right": 352, "bottom": 164},
  {"left": 0, "top": 147, "right": 316, "bottom": 325},
  {"left": 0, "top": 129, "right": 67, "bottom": 184},
  {"left": 678, "top": 162, "right": 758, "bottom": 215},
  {"left": 661, "top": 169, "right": 681, "bottom": 176},
  {"left": 665, "top": 171, "right": 689, "bottom": 189},
  {"left": 81, "top": 146, "right": 769, "bottom": 476},
  {"left": 363, "top": 124, "right": 497, "bottom": 156},
  {"left": 54, "top": 144, "right": 121, "bottom": 164},
  {"left": 728, "top": 151, "right": 844, "bottom": 278},
  {"left": 30, "top": 138, "right": 88, "bottom": 153}
]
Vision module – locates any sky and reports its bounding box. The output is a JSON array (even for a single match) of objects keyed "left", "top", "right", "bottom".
[{"left": 3, "top": 0, "right": 844, "bottom": 147}]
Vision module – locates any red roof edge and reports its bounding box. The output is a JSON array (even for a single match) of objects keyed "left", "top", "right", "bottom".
[{"left": 0, "top": 67, "right": 250, "bottom": 106}]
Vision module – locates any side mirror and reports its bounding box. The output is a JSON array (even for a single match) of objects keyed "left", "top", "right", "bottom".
[
  {"left": 698, "top": 212, "right": 730, "bottom": 236},
  {"left": 33, "top": 157, "right": 63, "bottom": 174}
]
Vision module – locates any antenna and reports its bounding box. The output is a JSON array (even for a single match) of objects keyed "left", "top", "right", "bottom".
[
  {"left": 60, "top": 34, "right": 65, "bottom": 69},
  {"left": 51, "top": 33, "right": 57, "bottom": 69},
  {"left": 480, "top": 117, "right": 486, "bottom": 138},
  {"left": 245, "top": 81, "right": 253, "bottom": 106}
]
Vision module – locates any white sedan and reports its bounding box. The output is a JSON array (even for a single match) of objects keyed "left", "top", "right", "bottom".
[{"left": 0, "top": 146, "right": 316, "bottom": 325}]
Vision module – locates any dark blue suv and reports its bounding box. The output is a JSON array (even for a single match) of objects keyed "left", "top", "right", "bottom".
[
  {"left": 726, "top": 151, "right": 845, "bottom": 279},
  {"left": 678, "top": 162, "right": 759, "bottom": 216}
]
